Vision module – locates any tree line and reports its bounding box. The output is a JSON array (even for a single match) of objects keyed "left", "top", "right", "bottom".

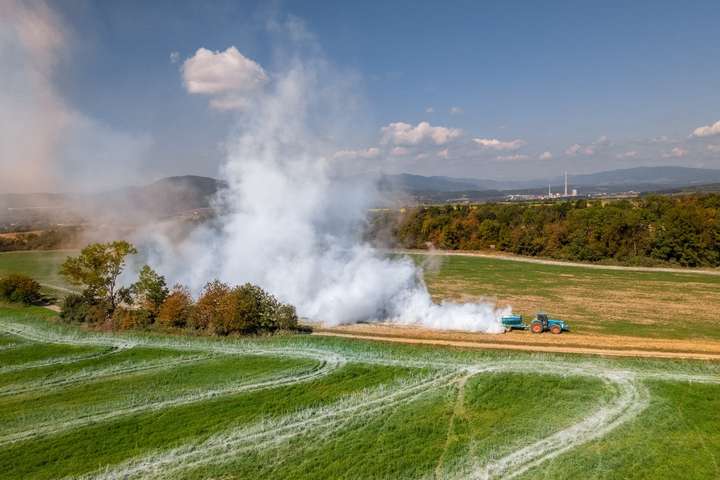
[
  {"left": 368, "top": 194, "right": 720, "bottom": 267},
  {"left": 52, "top": 241, "right": 303, "bottom": 335}
]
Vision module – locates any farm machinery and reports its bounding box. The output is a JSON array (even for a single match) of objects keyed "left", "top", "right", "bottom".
[{"left": 501, "top": 313, "right": 569, "bottom": 334}]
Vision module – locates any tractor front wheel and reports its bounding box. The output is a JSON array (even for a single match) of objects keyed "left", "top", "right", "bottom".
[
  {"left": 550, "top": 325, "right": 562, "bottom": 335},
  {"left": 531, "top": 322, "right": 543, "bottom": 334}
]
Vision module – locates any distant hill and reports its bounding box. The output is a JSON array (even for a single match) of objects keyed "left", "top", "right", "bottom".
[
  {"left": 378, "top": 166, "right": 720, "bottom": 193},
  {"left": 3, "top": 167, "right": 720, "bottom": 228}
]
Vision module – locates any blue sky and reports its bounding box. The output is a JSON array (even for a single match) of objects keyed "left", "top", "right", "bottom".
[{"left": 3, "top": 0, "right": 720, "bottom": 191}]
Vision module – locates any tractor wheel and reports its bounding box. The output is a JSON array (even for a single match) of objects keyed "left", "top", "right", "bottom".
[
  {"left": 550, "top": 325, "right": 562, "bottom": 335},
  {"left": 531, "top": 322, "right": 543, "bottom": 334}
]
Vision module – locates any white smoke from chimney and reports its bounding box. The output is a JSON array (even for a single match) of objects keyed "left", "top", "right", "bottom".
[{"left": 147, "top": 26, "right": 507, "bottom": 333}]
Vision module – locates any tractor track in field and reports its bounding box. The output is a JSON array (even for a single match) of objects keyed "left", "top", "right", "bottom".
[
  {"left": 3, "top": 319, "right": 719, "bottom": 479},
  {"left": 0, "top": 353, "right": 213, "bottom": 397},
  {"left": 313, "top": 327, "right": 720, "bottom": 361}
]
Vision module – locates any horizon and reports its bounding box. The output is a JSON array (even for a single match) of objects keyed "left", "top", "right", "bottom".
[{"left": 2, "top": 0, "right": 720, "bottom": 193}]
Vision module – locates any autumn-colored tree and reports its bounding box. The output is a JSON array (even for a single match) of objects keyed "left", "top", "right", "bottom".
[
  {"left": 191, "top": 280, "right": 230, "bottom": 331},
  {"left": 157, "top": 285, "right": 194, "bottom": 328}
]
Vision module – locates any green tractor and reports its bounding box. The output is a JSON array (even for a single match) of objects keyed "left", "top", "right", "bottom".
[
  {"left": 530, "top": 312, "right": 569, "bottom": 334},
  {"left": 501, "top": 312, "right": 569, "bottom": 334}
]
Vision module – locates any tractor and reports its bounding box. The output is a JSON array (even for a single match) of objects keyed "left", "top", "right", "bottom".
[
  {"left": 530, "top": 313, "right": 569, "bottom": 334},
  {"left": 501, "top": 312, "right": 569, "bottom": 334}
]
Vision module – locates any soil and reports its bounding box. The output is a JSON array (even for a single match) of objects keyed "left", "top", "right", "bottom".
[{"left": 313, "top": 323, "right": 720, "bottom": 361}]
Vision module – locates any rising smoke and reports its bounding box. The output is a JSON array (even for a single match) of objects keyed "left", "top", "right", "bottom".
[{"left": 143, "top": 20, "right": 509, "bottom": 333}]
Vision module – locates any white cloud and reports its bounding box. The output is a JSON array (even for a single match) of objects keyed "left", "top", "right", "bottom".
[
  {"left": 496, "top": 154, "right": 529, "bottom": 161},
  {"left": 450, "top": 106, "right": 463, "bottom": 115},
  {"left": 707, "top": 144, "right": 720, "bottom": 153},
  {"left": 381, "top": 121, "right": 462, "bottom": 146},
  {"left": 663, "top": 147, "right": 687, "bottom": 158},
  {"left": 438, "top": 148, "right": 449, "bottom": 159},
  {"left": 169, "top": 51, "right": 180, "bottom": 63},
  {"left": 538, "top": 151, "right": 553, "bottom": 160},
  {"left": 332, "top": 147, "right": 380, "bottom": 160},
  {"left": 565, "top": 144, "right": 581, "bottom": 156},
  {"left": 692, "top": 120, "right": 720, "bottom": 138},
  {"left": 473, "top": 138, "right": 526, "bottom": 151},
  {"left": 425, "top": 106, "right": 434, "bottom": 113},
  {"left": 616, "top": 150, "right": 638, "bottom": 159},
  {"left": 182, "top": 46, "right": 268, "bottom": 110},
  {"left": 391, "top": 146, "right": 410, "bottom": 156}
]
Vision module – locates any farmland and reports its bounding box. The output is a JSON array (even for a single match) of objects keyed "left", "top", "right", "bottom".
[
  {"left": 0, "top": 303, "right": 719, "bottom": 479},
  {"left": 1, "top": 250, "right": 720, "bottom": 478}
]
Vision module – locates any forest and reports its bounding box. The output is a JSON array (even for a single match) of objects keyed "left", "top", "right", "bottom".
[{"left": 368, "top": 194, "right": 720, "bottom": 267}]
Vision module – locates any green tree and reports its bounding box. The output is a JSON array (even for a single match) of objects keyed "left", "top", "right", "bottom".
[
  {"left": 133, "top": 265, "right": 169, "bottom": 317},
  {"left": 59, "top": 241, "right": 138, "bottom": 314},
  {"left": 0, "top": 274, "right": 42, "bottom": 305}
]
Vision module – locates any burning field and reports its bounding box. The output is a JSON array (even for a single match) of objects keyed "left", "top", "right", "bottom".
[{"left": 1, "top": 304, "right": 719, "bottom": 479}]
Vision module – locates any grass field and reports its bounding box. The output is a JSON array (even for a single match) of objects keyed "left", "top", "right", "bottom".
[
  {"left": 0, "top": 250, "right": 78, "bottom": 297},
  {"left": 414, "top": 254, "right": 720, "bottom": 341},
  {"left": 3, "top": 250, "right": 719, "bottom": 341},
  {"left": 0, "top": 304, "right": 718, "bottom": 479}
]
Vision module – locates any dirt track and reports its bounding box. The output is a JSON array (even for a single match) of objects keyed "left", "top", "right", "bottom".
[
  {"left": 397, "top": 248, "right": 720, "bottom": 276},
  {"left": 313, "top": 323, "right": 720, "bottom": 361}
]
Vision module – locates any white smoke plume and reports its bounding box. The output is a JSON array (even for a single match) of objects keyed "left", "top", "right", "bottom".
[{"left": 145, "top": 22, "right": 507, "bottom": 333}]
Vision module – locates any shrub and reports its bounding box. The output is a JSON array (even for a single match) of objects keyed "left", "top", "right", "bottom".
[
  {"left": 157, "top": 285, "right": 194, "bottom": 328},
  {"left": 0, "top": 274, "right": 42, "bottom": 305},
  {"left": 59, "top": 293, "right": 110, "bottom": 324},
  {"left": 213, "top": 283, "right": 299, "bottom": 335},
  {"left": 112, "top": 307, "right": 152, "bottom": 330}
]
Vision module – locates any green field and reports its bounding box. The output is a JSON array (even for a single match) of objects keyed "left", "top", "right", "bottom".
[
  {"left": 0, "top": 250, "right": 78, "bottom": 297},
  {"left": 4, "top": 250, "right": 719, "bottom": 341},
  {"left": 0, "top": 304, "right": 719, "bottom": 479},
  {"left": 415, "top": 254, "right": 720, "bottom": 340}
]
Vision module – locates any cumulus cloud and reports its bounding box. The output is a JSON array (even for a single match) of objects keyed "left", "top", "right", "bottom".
[
  {"left": 169, "top": 51, "right": 180, "bottom": 63},
  {"left": 565, "top": 143, "right": 595, "bottom": 156},
  {"left": 616, "top": 150, "right": 638, "bottom": 159},
  {"left": 450, "top": 106, "right": 463, "bottom": 115},
  {"left": 692, "top": 120, "right": 720, "bottom": 138},
  {"left": 539, "top": 151, "right": 553, "bottom": 160},
  {"left": 182, "top": 46, "right": 268, "bottom": 110},
  {"left": 496, "top": 154, "right": 529, "bottom": 161},
  {"left": 381, "top": 121, "right": 462, "bottom": 146},
  {"left": 425, "top": 106, "right": 434, "bottom": 113},
  {"left": 332, "top": 147, "right": 380, "bottom": 160},
  {"left": 0, "top": 0, "right": 151, "bottom": 193},
  {"left": 663, "top": 147, "right": 687, "bottom": 158},
  {"left": 473, "top": 138, "right": 525, "bottom": 151},
  {"left": 391, "top": 146, "right": 410, "bottom": 156},
  {"left": 438, "top": 148, "right": 449, "bottom": 159}
]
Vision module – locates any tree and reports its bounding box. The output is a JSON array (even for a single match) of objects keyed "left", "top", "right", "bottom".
[
  {"left": 133, "top": 265, "right": 169, "bottom": 318},
  {"left": 192, "top": 280, "right": 230, "bottom": 331},
  {"left": 59, "top": 241, "right": 137, "bottom": 315},
  {"left": 157, "top": 285, "right": 193, "bottom": 328}
]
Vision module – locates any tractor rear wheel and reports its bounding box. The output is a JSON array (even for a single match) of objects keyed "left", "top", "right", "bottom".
[
  {"left": 550, "top": 325, "right": 562, "bottom": 335},
  {"left": 531, "top": 322, "right": 543, "bottom": 334}
]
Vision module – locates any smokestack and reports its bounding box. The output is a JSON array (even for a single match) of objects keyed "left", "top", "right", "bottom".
[{"left": 564, "top": 171, "right": 568, "bottom": 196}]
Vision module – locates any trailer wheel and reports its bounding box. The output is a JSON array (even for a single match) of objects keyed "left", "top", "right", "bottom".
[
  {"left": 550, "top": 325, "right": 562, "bottom": 335},
  {"left": 531, "top": 322, "right": 543, "bottom": 334}
]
